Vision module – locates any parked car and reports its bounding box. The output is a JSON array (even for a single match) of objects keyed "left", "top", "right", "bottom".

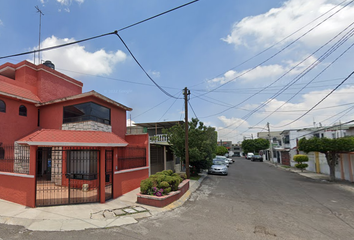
[
  {"left": 246, "top": 153, "right": 254, "bottom": 160},
  {"left": 251, "top": 155, "right": 263, "bottom": 162},
  {"left": 215, "top": 156, "right": 230, "bottom": 166},
  {"left": 208, "top": 159, "right": 228, "bottom": 175}
]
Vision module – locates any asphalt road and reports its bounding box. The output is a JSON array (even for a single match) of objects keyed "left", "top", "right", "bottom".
[{"left": 1, "top": 157, "right": 354, "bottom": 240}]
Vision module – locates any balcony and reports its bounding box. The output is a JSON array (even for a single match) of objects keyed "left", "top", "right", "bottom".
[{"left": 150, "top": 134, "right": 169, "bottom": 143}]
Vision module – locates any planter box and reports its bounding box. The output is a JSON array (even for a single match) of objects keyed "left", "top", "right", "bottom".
[{"left": 137, "top": 179, "right": 190, "bottom": 208}]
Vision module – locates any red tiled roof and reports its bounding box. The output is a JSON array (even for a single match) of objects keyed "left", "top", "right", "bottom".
[
  {"left": 17, "top": 129, "right": 128, "bottom": 147},
  {"left": 36, "top": 90, "right": 132, "bottom": 111},
  {"left": 0, "top": 79, "right": 41, "bottom": 103}
]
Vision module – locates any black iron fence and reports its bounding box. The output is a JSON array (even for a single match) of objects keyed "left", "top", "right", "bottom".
[
  {"left": 36, "top": 146, "right": 101, "bottom": 207},
  {"left": 118, "top": 147, "right": 146, "bottom": 170},
  {"left": 0, "top": 144, "right": 30, "bottom": 174}
]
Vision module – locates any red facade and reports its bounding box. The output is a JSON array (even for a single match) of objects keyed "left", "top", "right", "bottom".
[{"left": 0, "top": 61, "right": 149, "bottom": 207}]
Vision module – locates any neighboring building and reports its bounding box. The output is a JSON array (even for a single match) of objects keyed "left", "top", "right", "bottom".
[
  {"left": 231, "top": 144, "right": 242, "bottom": 157},
  {"left": 0, "top": 60, "right": 149, "bottom": 208},
  {"left": 128, "top": 121, "right": 184, "bottom": 175},
  {"left": 217, "top": 140, "right": 232, "bottom": 150},
  {"left": 257, "top": 131, "right": 282, "bottom": 163}
]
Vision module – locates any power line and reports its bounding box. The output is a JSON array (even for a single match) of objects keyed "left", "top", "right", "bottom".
[
  {"left": 117, "top": 0, "right": 199, "bottom": 32},
  {"left": 274, "top": 70, "right": 354, "bottom": 128},
  {"left": 188, "top": 101, "right": 198, "bottom": 120},
  {"left": 189, "top": 0, "right": 350, "bottom": 89},
  {"left": 197, "top": 0, "right": 354, "bottom": 117},
  {"left": 0, "top": 31, "right": 117, "bottom": 60},
  {"left": 208, "top": 19, "right": 354, "bottom": 136},
  {"left": 1, "top": 1, "right": 199, "bottom": 61},
  {"left": 252, "top": 24, "right": 354, "bottom": 127},
  {"left": 115, "top": 33, "right": 181, "bottom": 99},
  {"left": 158, "top": 92, "right": 182, "bottom": 121}
]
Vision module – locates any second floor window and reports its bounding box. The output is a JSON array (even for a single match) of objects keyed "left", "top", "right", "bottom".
[
  {"left": 0, "top": 100, "right": 5, "bottom": 113},
  {"left": 63, "top": 102, "right": 111, "bottom": 125},
  {"left": 19, "top": 105, "right": 27, "bottom": 116}
]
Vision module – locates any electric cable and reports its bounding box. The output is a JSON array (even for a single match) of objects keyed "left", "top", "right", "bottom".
[
  {"left": 189, "top": 0, "right": 350, "bottom": 89},
  {"left": 188, "top": 101, "right": 198, "bottom": 120},
  {"left": 115, "top": 33, "right": 182, "bottom": 99},
  {"left": 253, "top": 25, "right": 354, "bottom": 127},
  {"left": 158, "top": 92, "right": 182, "bottom": 121},
  {"left": 197, "top": 0, "right": 354, "bottom": 117},
  {"left": 213, "top": 20, "right": 354, "bottom": 137},
  {"left": 275, "top": 70, "right": 354, "bottom": 128},
  {"left": 0, "top": 31, "right": 117, "bottom": 60},
  {"left": 117, "top": 0, "right": 199, "bottom": 32}
]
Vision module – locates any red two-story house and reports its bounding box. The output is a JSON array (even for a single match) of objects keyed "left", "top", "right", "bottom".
[{"left": 0, "top": 60, "right": 149, "bottom": 207}]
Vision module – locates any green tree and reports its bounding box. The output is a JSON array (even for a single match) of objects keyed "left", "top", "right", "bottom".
[
  {"left": 298, "top": 137, "right": 354, "bottom": 181},
  {"left": 241, "top": 138, "right": 269, "bottom": 154},
  {"left": 163, "top": 118, "right": 217, "bottom": 176},
  {"left": 216, "top": 146, "right": 228, "bottom": 156},
  {"left": 293, "top": 154, "right": 309, "bottom": 172}
]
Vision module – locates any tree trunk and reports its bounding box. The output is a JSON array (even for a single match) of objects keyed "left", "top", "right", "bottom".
[{"left": 325, "top": 152, "right": 336, "bottom": 181}]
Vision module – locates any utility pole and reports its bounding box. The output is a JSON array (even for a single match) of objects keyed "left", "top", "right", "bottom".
[
  {"left": 35, "top": 6, "right": 44, "bottom": 64},
  {"left": 184, "top": 87, "right": 190, "bottom": 179},
  {"left": 267, "top": 122, "right": 275, "bottom": 165}
]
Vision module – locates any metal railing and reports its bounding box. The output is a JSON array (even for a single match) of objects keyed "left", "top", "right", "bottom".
[
  {"left": 149, "top": 134, "right": 169, "bottom": 143},
  {"left": 0, "top": 144, "right": 30, "bottom": 174}
]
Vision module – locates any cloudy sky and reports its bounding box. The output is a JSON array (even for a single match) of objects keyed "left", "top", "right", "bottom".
[{"left": 1, "top": 0, "right": 354, "bottom": 143}]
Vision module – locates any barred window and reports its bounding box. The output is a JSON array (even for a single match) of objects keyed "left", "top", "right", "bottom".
[{"left": 67, "top": 150, "right": 98, "bottom": 180}]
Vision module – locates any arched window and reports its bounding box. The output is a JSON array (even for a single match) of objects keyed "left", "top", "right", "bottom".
[
  {"left": 0, "top": 100, "right": 5, "bottom": 113},
  {"left": 19, "top": 105, "right": 27, "bottom": 116},
  {"left": 0, "top": 147, "right": 4, "bottom": 160}
]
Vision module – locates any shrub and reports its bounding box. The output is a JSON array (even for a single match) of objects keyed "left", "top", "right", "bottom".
[
  {"left": 140, "top": 178, "right": 153, "bottom": 194},
  {"left": 163, "top": 187, "right": 171, "bottom": 195},
  {"left": 162, "top": 170, "right": 174, "bottom": 176},
  {"left": 293, "top": 154, "right": 309, "bottom": 172},
  {"left": 159, "top": 181, "right": 170, "bottom": 189},
  {"left": 140, "top": 170, "right": 184, "bottom": 196}
]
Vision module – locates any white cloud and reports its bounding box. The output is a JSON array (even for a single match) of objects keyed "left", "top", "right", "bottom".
[
  {"left": 149, "top": 71, "right": 161, "bottom": 78},
  {"left": 208, "top": 55, "right": 318, "bottom": 85},
  {"left": 57, "top": 0, "right": 84, "bottom": 6},
  {"left": 223, "top": 0, "right": 354, "bottom": 48},
  {"left": 38, "top": 36, "right": 126, "bottom": 77}
]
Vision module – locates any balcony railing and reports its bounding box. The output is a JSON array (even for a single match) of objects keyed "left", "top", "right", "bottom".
[{"left": 150, "top": 134, "right": 169, "bottom": 143}]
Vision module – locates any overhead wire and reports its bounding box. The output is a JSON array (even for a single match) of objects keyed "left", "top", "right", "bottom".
[
  {"left": 158, "top": 92, "right": 182, "bottom": 121},
  {"left": 115, "top": 33, "right": 181, "bottom": 99},
  {"left": 188, "top": 101, "right": 198, "bottom": 120},
  {"left": 188, "top": 0, "right": 350, "bottom": 89},
  {"left": 117, "top": 0, "right": 199, "bottom": 32},
  {"left": 274, "top": 69, "right": 354, "bottom": 128},
  {"left": 210, "top": 19, "right": 354, "bottom": 137},
  {"left": 197, "top": 0, "right": 354, "bottom": 118},
  {"left": 252, "top": 24, "right": 354, "bottom": 127}
]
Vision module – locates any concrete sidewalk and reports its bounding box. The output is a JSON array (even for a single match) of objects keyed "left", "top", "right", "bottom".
[
  {"left": 0, "top": 176, "right": 205, "bottom": 232},
  {"left": 264, "top": 160, "right": 341, "bottom": 181}
]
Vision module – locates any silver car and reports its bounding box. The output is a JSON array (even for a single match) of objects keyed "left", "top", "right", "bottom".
[{"left": 208, "top": 160, "right": 229, "bottom": 175}]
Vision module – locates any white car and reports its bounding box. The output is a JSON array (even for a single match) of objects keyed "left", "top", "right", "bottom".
[{"left": 215, "top": 155, "right": 232, "bottom": 165}]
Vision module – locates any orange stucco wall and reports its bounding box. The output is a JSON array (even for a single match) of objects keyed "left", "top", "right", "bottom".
[
  {"left": 0, "top": 96, "right": 38, "bottom": 145},
  {"left": 14, "top": 61, "right": 82, "bottom": 102},
  {"left": 0, "top": 174, "right": 35, "bottom": 207},
  {"left": 113, "top": 168, "right": 149, "bottom": 198}
]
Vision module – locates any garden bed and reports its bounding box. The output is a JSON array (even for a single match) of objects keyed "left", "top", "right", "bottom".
[{"left": 137, "top": 179, "right": 190, "bottom": 208}]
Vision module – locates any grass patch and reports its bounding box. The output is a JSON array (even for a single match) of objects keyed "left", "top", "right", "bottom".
[
  {"left": 189, "top": 175, "right": 202, "bottom": 181},
  {"left": 281, "top": 165, "right": 291, "bottom": 168}
]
